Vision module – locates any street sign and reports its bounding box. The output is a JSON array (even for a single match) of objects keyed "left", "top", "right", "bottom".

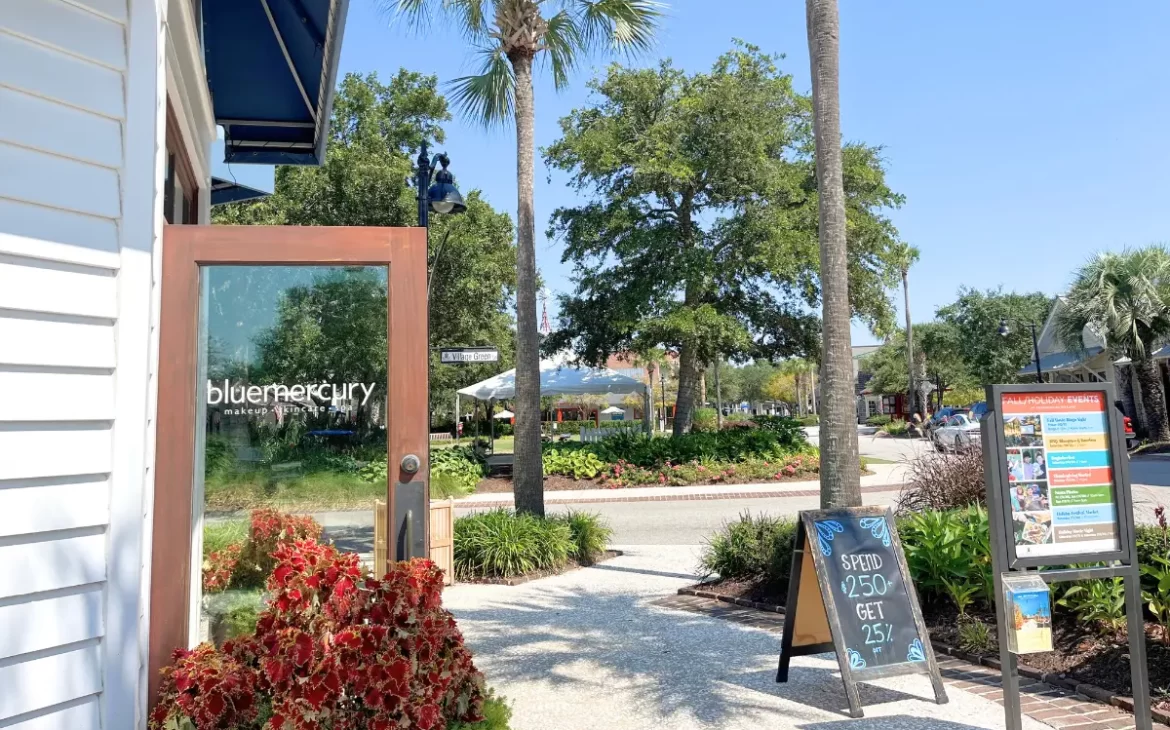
[
  {"left": 439, "top": 347, "right": 499, "bottom": 364},
  {"left": 776, "top": 507, "right": 947, "bottom": 718}
]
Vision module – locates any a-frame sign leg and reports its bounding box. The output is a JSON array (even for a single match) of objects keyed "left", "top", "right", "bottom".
[{"left": 776, "top": 526, "right": 805, "bottom": 684}]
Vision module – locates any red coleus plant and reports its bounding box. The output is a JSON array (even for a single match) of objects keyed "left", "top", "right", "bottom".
[
  {"left": 151, "top": 643, "right": 261, "bottom": 730},
  {"left": 203, "top": 509, "right": 324, "bottom": 593},
  {"left": 161, "top": 534, "right": 486, "bottom": 730}
]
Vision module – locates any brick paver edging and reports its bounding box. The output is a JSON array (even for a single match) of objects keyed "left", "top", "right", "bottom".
[
  {"left": 669, "top": 589, "right": 1169, "bottom": 730},
  {"left": 457, "top": 484, "right": 900, "bottom": 509}
]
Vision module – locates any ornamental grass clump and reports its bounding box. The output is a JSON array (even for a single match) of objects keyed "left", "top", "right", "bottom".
[
  {"left": 453, "top": 509, "right": 613, "bottom": 578},
  {"left": 154, "top": 539, "right": 487, "bottom": 730}
]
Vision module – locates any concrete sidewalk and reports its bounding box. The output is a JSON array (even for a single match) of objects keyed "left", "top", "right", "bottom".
[
  {"left": 441, "top": 546, "right": 1051, "bottom": 730},
  {"left": 452, "top": 462, "right": 907, "bottom": 507}
]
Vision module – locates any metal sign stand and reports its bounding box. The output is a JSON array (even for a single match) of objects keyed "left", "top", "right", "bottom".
[{"left": 981, "top": 382, "right": 1152, "bottom": 730}]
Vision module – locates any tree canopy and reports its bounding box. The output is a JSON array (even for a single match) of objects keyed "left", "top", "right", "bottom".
[
  {"left": 936, "top": 287, "right": 1053, "bottom": 386},
  {"left": 541, "top": 43, "right": 905, "bottom": 431},
  {"left": 213, "top": 71, "right": 517, "bottom": 422}
]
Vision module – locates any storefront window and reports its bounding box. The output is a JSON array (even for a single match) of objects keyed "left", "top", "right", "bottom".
[{"left": 194, "top": 265, "right": 389, "bottom": 644}]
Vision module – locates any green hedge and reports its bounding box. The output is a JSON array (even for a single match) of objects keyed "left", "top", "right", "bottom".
[
  {"left": 866, "top": 414, "right": 892, "bottom": 427},
  {"left": 454, "top": 509, "right": 613, "bottom": 578},
  {"left": 700, "top": 508, "right": 1170, "bottom": 635},
  {"left": 548, "top": 421, "right": 808, "bottom": 469},
  {"left": 543, "top": 419, "right": 643, "bottom": 435}
]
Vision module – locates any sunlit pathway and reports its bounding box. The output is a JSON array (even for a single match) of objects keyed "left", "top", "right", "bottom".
[{"left": 441, "top": 546, "right": 1055, "bottom": 730}]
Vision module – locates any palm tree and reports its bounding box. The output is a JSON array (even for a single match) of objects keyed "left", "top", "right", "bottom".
[
  {"left": 806, "top": 0, "right": 860, "bottom": 508},
  {"left": 1057, "top": 247, "right": 1170, "bottom": 442},
  {"left": 894, "top": 244, "right": 921, "bottom": 417},
  {"left": 386, "top": 0, "right": 663, "bottom": 516}
]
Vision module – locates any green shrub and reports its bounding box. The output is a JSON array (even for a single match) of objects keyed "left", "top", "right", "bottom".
[
  {"left": 1057, "top": 578, "right": 1127, "bottom": 636},
  {"left": 691, "top": 408, "right": 719, "bottom": 433},
  {"left": 454, "top": 509, "right": 574, "bottom": 578},
  {"left": 698, "top": 512, "right": 798, "bottom": 598},
  {"left": 431, "top": 446, "right": 487, "bottom": 494},
  {"left": 866, "top": 414, "right": 893, "bottom": 427},
  {"left": 568, "top": 426, "right": 808, "bottom": 469},
  {"left": 543, "top": 448, "right": 605, "bottom": 479},
  {"left": 882, "top": 419, "right": 909, "bottom": 436},
  {"left": 542, "top": 420, "right": 643, "bottom": 435},
  {"left": 451, "top": 692, "right": 512, "bottom": 730},
  {"left": 553, "top": 511, "right": 613, "bottom": 564},
  {"left": 957, "top": 615, "right": 994, "bottom": 654},
  {"left": 798, "top": 415, "right": 819, "bottom": 426},
  {"left": 899, "top": 506, "right": 992, "bottom": 613},
  {"left": 358, "top": 455, "right": 388, "bottom": 484}
]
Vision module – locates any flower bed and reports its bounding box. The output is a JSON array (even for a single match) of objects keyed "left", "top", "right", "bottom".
[
  {"left": 691, "top": 506, "right": 1170, "bottom": 715},
  {"left": 157, "top": 534, "right": 500, "bottom": 730}
]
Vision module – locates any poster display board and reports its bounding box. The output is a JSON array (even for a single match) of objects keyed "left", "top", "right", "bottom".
[
  {"left": 776, "top": 507, "right": 947, "bottom": 718},
  {"left": 1000, "top": 391, "right": 1121, "bottom": 558},
  {"left": 982, "top": 382, "right": 1150, "bottom": 730}
]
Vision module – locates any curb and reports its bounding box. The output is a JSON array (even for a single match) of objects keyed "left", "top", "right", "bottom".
[
  {"left": 676, "top": 586, "right": 1170, "bottom": 727},
  {"left": 455, "top": 483, "right": 904, "bottom": 509}
]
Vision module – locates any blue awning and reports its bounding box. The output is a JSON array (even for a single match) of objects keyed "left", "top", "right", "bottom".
[
  {"left": 203, "top": 0, "right": 350, "bottom": 166},
  {"left": 210, "top": 177, "right": 270, "bottom": 206}
]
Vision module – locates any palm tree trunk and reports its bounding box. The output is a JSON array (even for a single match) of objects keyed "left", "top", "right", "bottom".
[
  {"left": 1136, "top": 358, "right": 1170, "bottom": 442},
  {"left": 902, "top": 268, "right": 914, "bottom": 418},
  {"left": 673, "top": 346, "right": 701, "bottom": 435},
  {"left": 510, "top": 53, "right": 544, "bottom": 516},
  {"left": 806, "top": 0, "right": 861, "bottom": 508}
]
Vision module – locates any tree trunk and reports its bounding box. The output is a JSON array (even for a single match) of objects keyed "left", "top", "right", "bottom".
[
  {"left": 673, "top": 346, "right": 701, "bottom": 435},
  {"left": 509, "top": 53, "right": 544, "bottom": 516},
  {"left": 1136, "top": 358, "right": 1170, "bottom": 442},
  {"left": 902, "top": 268, "right": 915, "bottom": 418},
  {"left": 806, "top": 0, "right": 861, "bottom": 508}
]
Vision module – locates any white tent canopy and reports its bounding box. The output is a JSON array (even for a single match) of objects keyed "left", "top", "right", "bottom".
[
  {"left": 493, "top": 409, "right": 515, "bottom": 419},
  {"left": 600, "top": 406, "right": 625, "bottom": 415},
  {"left": 457, "top": 358, "right": 647, "bottom": 400}
]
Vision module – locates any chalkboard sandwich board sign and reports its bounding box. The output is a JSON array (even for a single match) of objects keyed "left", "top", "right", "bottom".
[{"left": 776, "top": 506, "right": 947, "bottom": 718}]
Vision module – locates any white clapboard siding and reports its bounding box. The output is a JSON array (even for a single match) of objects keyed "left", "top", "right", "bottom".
[
  {"left": 0, "top": 425, "right": 112, "bottom": 481},
  {"left": 0, "top": 695, "right": 101, "bottom": 730},
  {"left": 0, "top": 476, "right": 110, "bottom": 537},
  {"left": 0, "top": 88, "right": 123, "bottom": 170},
  {"left": 0, "top": 200, "right": 119, "bottom": 269},
  {"left": 68, "top": 0, "right": 126, "bottom": 23},
  {"left": 0, "top": 532, "right": 106, "bottom": 598},
  {"left": 2, "top": 0, "right": 127, "bottom": 70},
  {"left": 0, "top": 144, "right": 121, "bottom": 220},
  {"left": 0, "top": 585, "right": 104, "bottom": 660},
  {"left": 0, "top": 33, "right": 124, "bottom": 120},
  {"left": 0, "top": 370, "right": 115, "bottom": 422},
  {"left": 0, "top": 315, "right": 116, "bottom": 369},
  {"left": 0, "top": 255, "right": 117, "bottom": 318},
  {"left": 0, "top": 641, "right": 103, "bottom": 720}
]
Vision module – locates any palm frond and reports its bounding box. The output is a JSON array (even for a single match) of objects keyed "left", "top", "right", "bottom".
[
  {"left": 576, "top": 0, "right": 664, "bottom": 55},
  {"left": 379, "top": 0, "right": 492, "bottom": 43},
  {"left": 448, "top": 46, "right": 516, "bottom": 127},
  {"left": 543, "top": 10, "right": 582, "bottom": 90}
]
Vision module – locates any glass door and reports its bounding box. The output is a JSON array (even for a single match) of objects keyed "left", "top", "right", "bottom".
[{"left": 195, "top": 265, "right": 389, "bottom": 644}]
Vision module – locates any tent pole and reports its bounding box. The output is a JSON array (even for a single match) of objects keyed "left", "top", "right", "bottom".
[
  {"left": 489, "top": 398, "right": 495, "bottom": 454},
  {"left": 455, "top": 393, "right": 460, "bottom": 443}
]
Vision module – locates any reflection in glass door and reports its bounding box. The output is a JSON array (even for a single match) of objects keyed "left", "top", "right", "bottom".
[{"left": 194, "top": 265, "right": 389, "bottom": 644}]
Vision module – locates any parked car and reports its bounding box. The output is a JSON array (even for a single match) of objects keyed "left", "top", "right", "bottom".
[
  {"left": 932, "top": 413, "right": 981, "bottom": 452},
  {"left": 925, "top": 407, "right": 967, "bottom": 437}
]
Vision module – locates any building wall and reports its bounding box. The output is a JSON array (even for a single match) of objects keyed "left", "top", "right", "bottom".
[{"left": 0, "top": 1, "right": 169, "bottom": 727}]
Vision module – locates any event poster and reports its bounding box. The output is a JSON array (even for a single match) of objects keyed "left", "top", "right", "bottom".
[{"left": 1000, "top": 391, "right": 1122, "bottom": 558}]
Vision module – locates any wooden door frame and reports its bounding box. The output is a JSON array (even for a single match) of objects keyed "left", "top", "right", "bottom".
[{"left": 148, "top": 226, "right": 428, "bottom": 703}]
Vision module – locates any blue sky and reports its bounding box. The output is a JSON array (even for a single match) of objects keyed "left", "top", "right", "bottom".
[{"left": 219, "top": 1, "right": 1170, "bottom": 346}]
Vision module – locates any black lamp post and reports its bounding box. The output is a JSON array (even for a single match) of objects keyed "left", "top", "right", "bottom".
[
  {"left": 659, "top": 367, "right": 667, "bottom": 432},
  {"left": 416, "top": 141, "right": 466, "bottom": 228},
  {"left": 998, "top": 318, "right": 1043, "bottom": 383}
]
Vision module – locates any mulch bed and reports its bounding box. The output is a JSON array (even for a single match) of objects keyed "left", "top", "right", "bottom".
[
  {"left": 688, "top": 578, "right": 1170, "bottom": 714},
  {"left": 457, "top": 550, "right": 623, "bottom": 586}
]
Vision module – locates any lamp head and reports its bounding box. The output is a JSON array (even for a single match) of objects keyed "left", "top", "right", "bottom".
[
  {"left": 997, "top": 319, "right": 1010, "bottom": 337},
  {"left": 428, "top": 154, "right": 466, "bottom": 215}
]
